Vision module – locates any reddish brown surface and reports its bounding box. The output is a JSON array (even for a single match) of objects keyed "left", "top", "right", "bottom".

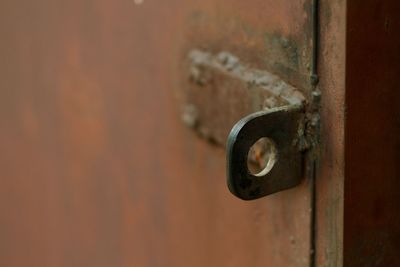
[
  {"left": 345, "top": 0, "right": 400, "bottom": 266},
  {"left": 0, "top": 0, "right": 314, "bottom": 266}
]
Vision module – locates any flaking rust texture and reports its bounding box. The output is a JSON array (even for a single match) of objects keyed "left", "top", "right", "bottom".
[{"left": 180, "top": 49, "right": 305, "bottom": 146}]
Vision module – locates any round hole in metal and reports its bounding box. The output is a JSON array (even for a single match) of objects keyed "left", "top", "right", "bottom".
[{"left": 247, "top": 137, "right": 278, "bottom": 177}]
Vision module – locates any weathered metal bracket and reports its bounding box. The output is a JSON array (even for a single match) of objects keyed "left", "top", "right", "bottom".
[
  {"left": 226, "top": 104, "right": 305, "bottom": 200},
  {"left": 180, "top": 49, "right": 305, "bottom": 147},
  {"left": 180, "top": 49, "right": 308, "bottom": 200}
]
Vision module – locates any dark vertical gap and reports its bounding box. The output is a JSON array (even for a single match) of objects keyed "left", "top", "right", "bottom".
[
  {"left": 311, "top": 0, "right": 320, "bottom": 86},
  {"left": 309, "top": 160, "right": 317, "bottom": 267},
  {"left": 310, "top": 0, "right": 319, "bottom": 266}
]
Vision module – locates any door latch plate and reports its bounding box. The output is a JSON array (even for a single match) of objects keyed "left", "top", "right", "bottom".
[{"left": 226, "top": 104, "right": 304, "bottom": 200}]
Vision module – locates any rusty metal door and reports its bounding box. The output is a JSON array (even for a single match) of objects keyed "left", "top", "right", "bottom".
[{"left": 0, "top": 0, "right": 349, "bottom": 266}]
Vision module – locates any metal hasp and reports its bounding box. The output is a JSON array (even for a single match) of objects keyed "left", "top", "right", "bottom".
[{"left": 226, "top": 104, "right": 305, "bottom": 200}]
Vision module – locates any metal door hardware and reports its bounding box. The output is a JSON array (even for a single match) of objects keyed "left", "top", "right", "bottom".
[
  {"left": 179, "top": 49, "right": 311, "bottom": 200},
  {"left": 226, "top": 104, "right": 305, "bottom": 200}
]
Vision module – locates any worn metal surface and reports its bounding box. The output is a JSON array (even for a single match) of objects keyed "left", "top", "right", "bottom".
[
  {"left": 344, "top": 0, "right": 400, "bottom": 266},
  {"left": 182, "top": 1, "right": 315, "bottom": 93},
  {"left": 315, "top": 0, "right": 346, "bottom": 266},
  {"left": 182, "top": 49, "right": 305, "bottom": 146},
  {"left": 0, "top": 0, "right": 314, "bottom": 266},
  {"left": 227, "top": 105, "right": 305, "bottom": 200}
]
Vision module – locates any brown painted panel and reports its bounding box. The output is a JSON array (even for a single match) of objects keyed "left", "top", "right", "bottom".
[
  {"left": 0, "top": 1, "right": 313, "bottom": 266},
  {"left": 345, "top": 0, "right": 400, "bottom": 266}
]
